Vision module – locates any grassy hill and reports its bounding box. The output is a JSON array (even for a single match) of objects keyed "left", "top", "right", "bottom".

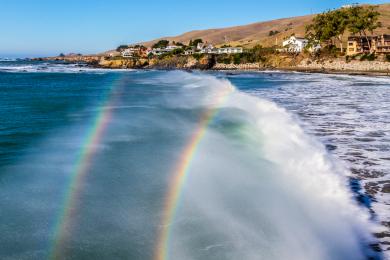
[{"left": 137, "top": 3, "right": 390, "bottom": 49}]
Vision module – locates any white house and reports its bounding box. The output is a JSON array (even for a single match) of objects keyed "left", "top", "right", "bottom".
[
  {"left": 165, "top": 45, "right": 180, "bottom": 51},
  {"left": 121, "top": 48, "right": 137, "bottom": 58},
  {"left": 196, "top": 42, "right": 205, "bottom": 50},
  {"left": 184, "top": 49, "right": 195, "bottom": 55},
  {"left": 148, "top": 45, "right": 180, "bottom": 56},
  {"left": 149, "top": 48, "right": 167, "bottom": 55},
  {"left": 200, "top": 44, "right": 216, "bottom": 54},
  {"left": 282, "top": 36, "right": 308, "bottom": 53},
  {"left": 217, "top": 47, "right": 243, "bottom": 54}
]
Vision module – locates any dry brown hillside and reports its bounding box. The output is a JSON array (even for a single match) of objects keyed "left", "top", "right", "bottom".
[{"left": 137, "top": 3, "right": 390, "bottom": 49}]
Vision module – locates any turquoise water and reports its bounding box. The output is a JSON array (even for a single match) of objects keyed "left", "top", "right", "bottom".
[{"left": 0, "top": 62, "right": 387, "bottom": 259}]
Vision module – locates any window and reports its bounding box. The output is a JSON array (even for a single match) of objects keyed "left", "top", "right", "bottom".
[{"left": 348, "top": 42, "right": 353, "bottom": 46}]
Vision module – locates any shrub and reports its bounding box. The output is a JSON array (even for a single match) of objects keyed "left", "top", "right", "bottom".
[
  {"left": 385, "top": 54, "right": 390, "bottom": 62},
  {"left": 223, "top": 58, "right": 231, "bottom": 64},
  {"left": 116, "top": 45, "right": 128, "bottom": 52},
  {"left": 360, "top": 53, "right": 376, "bottom": 61},
  {"left": 233, "top": 54, "right": 242, "bottom": 64},
  {"left": 192, "top": 53, "right": 204, "bottom": 60},
  {"left": 216, "top": 54, "right": 231, "bottom": 64},
  {"left": 269, "top": 30, "right": 280, "bottom": 36},
  {"left": 171, "top": 48, "right": 184, "bottom": 55},
  {"left": 189, "top": 39, "right": 203, "bottom": 47},
  {"left": 152, "top": 40, "right": 169, "bottom": 49}
]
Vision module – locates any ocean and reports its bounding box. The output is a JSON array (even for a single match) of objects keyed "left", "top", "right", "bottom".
[{"left": 0, "top": 60, "right": 389, "bottom": 260}]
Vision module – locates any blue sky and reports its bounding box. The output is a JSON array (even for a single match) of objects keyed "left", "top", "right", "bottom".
[{"left": 1, "top": 0, "right": 388, "bottom": 57}]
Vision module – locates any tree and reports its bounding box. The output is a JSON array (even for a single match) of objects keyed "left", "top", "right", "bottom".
[
  {"left": 133, "top": 44, "right": 147, "bottom": 50},
  {"left": 306, "top": 12, "right": 333, "bottom": 46},
  {"left": 190, "top": 39, "right": 203, "bottom": 47},
  {"left": 330, "top": 9, "right": 350, "bottom": 53},
  {"left": 306, "top": 9, "right": 349, "bottom": 52},
  {"left": 175, "top": 42, "right": 186, "bottom": 47},
  {"left": 347, "top": 5, "right": 381, "bottom": 51},
  {"left": 171, "top": 48, "right": 184, "bottom": 55},
  {"left": 116, "top": 45, "right": 129, "bottom": 52},
  {"left": 268, "top": 30, "right": 280, "bottom": 36},
  {"left": 152, "top": 40, "right": 169, "bottom": 49}
]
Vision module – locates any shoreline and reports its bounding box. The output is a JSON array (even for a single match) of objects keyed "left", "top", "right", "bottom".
[
  {"left": 34, "top": 55, "right": 390, "bottom": 77},
  {"left": 27, "top": 58, "right": 390, "bottom": 77},
  {"left": 88, "top": 61, "right": 390, "bottom": 77},
  {"left": 210, "top": 67, "right": 390, "bottom": 77}
]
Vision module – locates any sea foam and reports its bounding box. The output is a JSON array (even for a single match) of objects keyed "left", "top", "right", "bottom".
[{"left": 154, "top": 71, "right": 379, "bottom": 260}]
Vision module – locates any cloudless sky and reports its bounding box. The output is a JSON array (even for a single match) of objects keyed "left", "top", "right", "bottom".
[{"left": 0, "top": 0, "right": 388, "bottom": 57}]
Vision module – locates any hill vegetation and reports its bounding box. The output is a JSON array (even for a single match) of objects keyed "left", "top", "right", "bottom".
[{"left": 136, "top": 3, "right": 390, "bottom": 49}]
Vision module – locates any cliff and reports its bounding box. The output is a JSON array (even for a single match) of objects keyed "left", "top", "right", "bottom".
[
  {"left": 94, "top": 53, "right": 390, "bottom": 76},
  {"left": 97, "top": 55, "right": 216, "bottom": 70},
  {"left": 33, "top": 55, "right": 101, "bottom": 63}
]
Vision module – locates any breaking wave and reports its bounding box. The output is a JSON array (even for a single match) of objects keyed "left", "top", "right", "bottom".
[{"left": 152, "top": 72, "right": 378, "bottom": 260}]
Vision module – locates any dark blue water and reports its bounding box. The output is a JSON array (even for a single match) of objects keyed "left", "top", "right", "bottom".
[
  {"left": 0, "top": 62, "right": 387, "bottom": 259},
  {"left": 0, "top": 72, "right": 117, "bottom": 165}
]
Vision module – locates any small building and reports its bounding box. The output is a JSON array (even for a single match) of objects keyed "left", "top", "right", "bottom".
[
  {"left": 347, "top": 35, "right": 390, "bottom": 55},
  {"left": 196, "top": 42, "right": 205, "bottom": 51},
  {"left": 372, "top": 34, "right": 390, "bottom": 54},
  {"left": 347, "top": 36, "right": 372, "bottom": 56},
  {"left": 165, "top": 45, "right": 180, "bottom": 51},
  {"left": 217, "top": 47, "right": 243, "bottom": 54},
  {"left": 121, "top": 48, "right": 136, "bottom": 58},
  {"left": 200, "top": 44, "right": 216, "bottom": 54},
  {"left": 148, "top": 45, "right": 180, "bottom": 56},
  {"left": 121, "top": 47, "right": 146, "bottom": 58},
  {"left": 282, "top": 36, "right": 308, "bottom": 53},
  {"left": 150, "top": 48, "right": 168, "bottom": 55},
  {"left": 184, "top": 49, "right": 195, "bottom": 55}
]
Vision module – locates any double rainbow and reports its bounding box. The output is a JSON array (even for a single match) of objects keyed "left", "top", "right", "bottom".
[
  {"left": 49, "top": 73, "right": 233, "bottom": 260},
  {"left": 154, "top": 85, "right": 233, "bottom": 260},
  {"left": 49, "top": 76, "right": 123, "bottom": 259}
]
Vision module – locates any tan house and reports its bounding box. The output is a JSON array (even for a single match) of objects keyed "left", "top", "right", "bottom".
[
  {"left": 372, "top": 34, "right": 390, "bottom": 54},
  {"left": 347, "top": 34, "right": 390, "bottom": 55},
  {"left": 346, "top": 36, "right": 372, "bottom": 55}
]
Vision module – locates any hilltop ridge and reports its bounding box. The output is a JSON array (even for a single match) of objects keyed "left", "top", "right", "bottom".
[{"left": 135, "top": 3, "right": 390, "bottom": 49}]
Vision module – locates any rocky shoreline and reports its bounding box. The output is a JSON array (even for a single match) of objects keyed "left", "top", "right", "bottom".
[
  {"left": 35, "top": 55, "right": 390, "bottom": 76},
  {"left": 98, "top": 56, "right": 390, "bottom": 76},
  {"left": 213, "top": 60, "right": 390, "bottom": 76},
  {"left": 297, "top": 59, "right": 390, "bottom": 76}
]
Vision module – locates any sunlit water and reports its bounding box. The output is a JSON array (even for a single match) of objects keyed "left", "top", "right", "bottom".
[{"left": 0, "top": 61, "right": 388, "bottom": 259}]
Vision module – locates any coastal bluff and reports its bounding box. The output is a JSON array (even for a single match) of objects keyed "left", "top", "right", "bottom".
[{"left": 34, "top": 54, "right": 390, "bottom": 75}]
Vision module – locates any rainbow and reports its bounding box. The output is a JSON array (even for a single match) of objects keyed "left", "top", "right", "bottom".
[
  {"left": 154, "top": 86, "right": 233, "bottom": 260},
  {"left": 49, "top": 76, "right": 123, "bottom": 259}
]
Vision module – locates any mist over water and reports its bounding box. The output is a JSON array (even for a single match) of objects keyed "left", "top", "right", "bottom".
[{"left": 0, "top": 67, "right": 381, "bottom": 259}]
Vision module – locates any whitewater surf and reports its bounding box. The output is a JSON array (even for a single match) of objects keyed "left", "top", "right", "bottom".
[{"left": 0, "top": 67, "right": 383, "bottom": 259}]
